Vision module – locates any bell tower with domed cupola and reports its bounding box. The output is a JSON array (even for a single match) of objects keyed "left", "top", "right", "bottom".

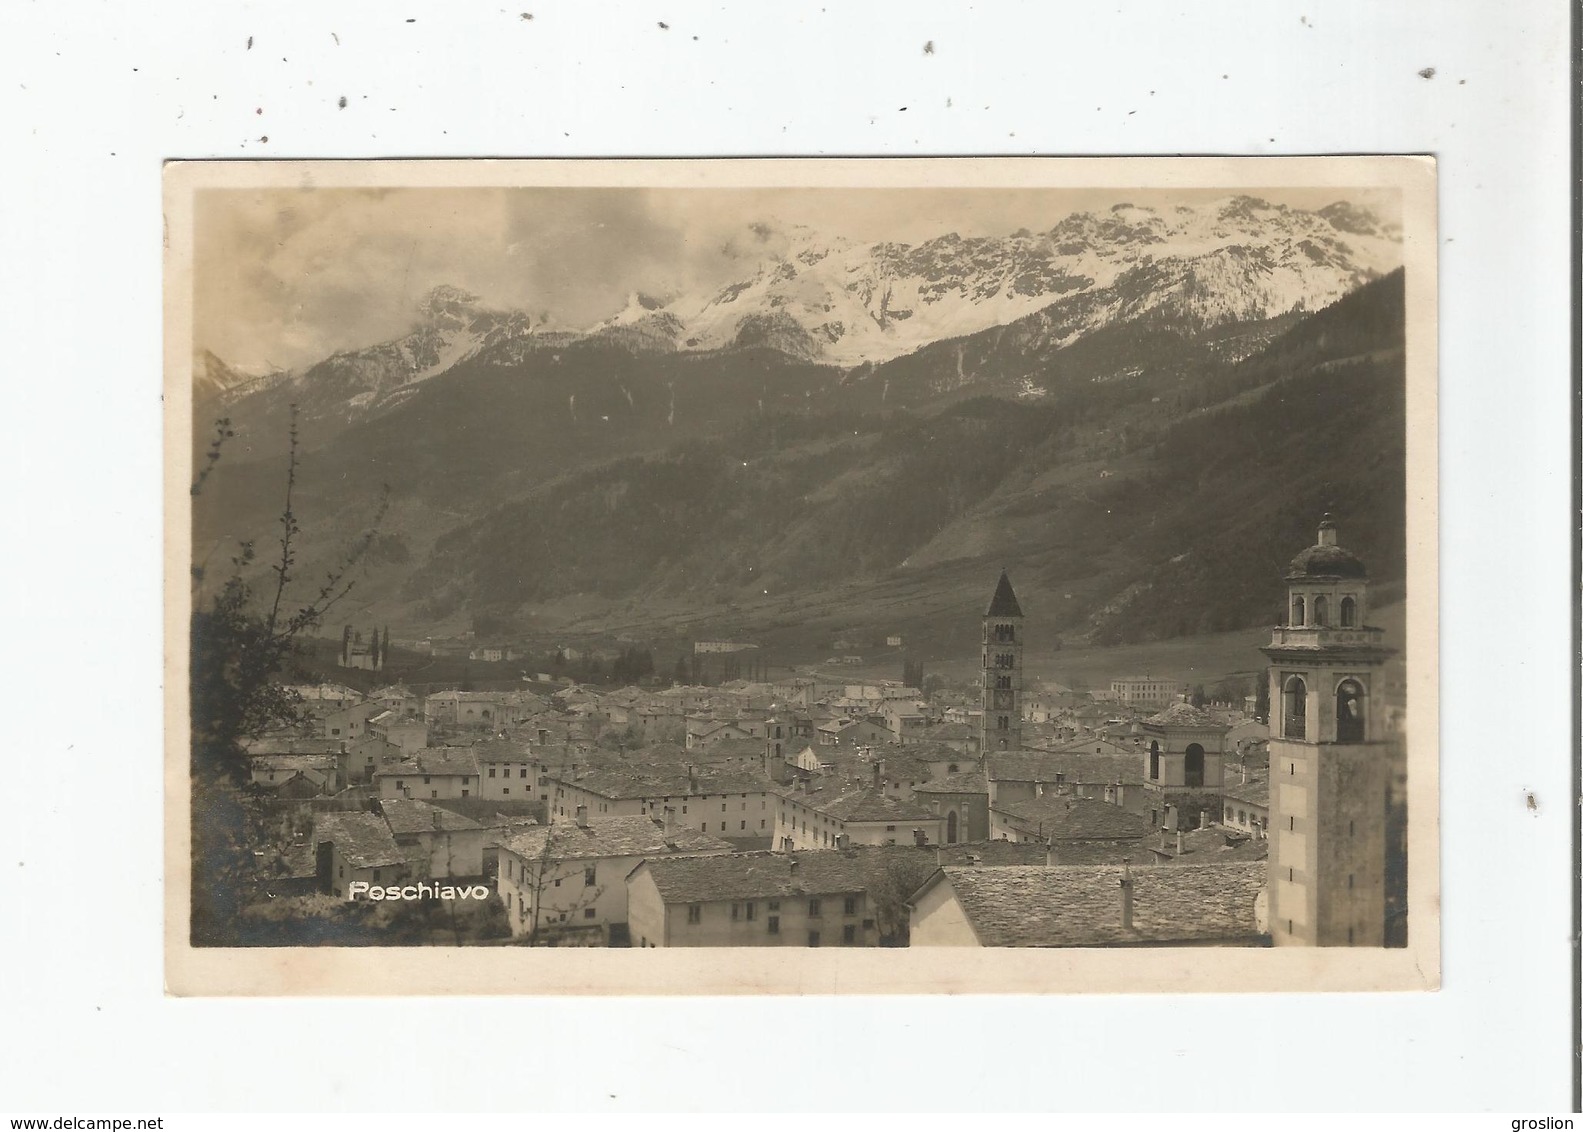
[
  {"left": 980, "top": 569, "right": 1024, "bottom": 755},
  {"left": 1262, "top": 514, "right": 1401, "bottom": 946}
]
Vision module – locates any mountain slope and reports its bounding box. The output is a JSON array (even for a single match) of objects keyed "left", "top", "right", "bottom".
[
  {"left": 201, "top": 196, "right": 1401, "bottom": 462},
  {"left": 397, "top": 271, "right": 1406, "bottom": 650}
]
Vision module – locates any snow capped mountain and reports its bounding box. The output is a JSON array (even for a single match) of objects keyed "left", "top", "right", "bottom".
[
  {"left": 193, "top": 348, "right": 272, "bottom": 403},
  {"left": 201, "top": 196, "right": 1401, "bottom": 453},
  {"left": 601, "top": 196, "right": 1401, "bottom": 365},
  {"left": 211, "top": 286, "right": 535, "bottom": 416}
]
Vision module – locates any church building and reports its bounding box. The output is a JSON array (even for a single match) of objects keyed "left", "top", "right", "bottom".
[{"left": 980, "top": 570, "right": 1024, "bottom": 754}]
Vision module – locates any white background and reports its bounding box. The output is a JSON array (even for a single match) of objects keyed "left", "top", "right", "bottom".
[{"left": 0, "top": 0, "right": 1573, "bottom": 1113}]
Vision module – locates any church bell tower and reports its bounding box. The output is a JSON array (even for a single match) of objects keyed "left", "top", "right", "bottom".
[
  {"left": 980, "top": 569, "right": 1024, "bottom": 755},
  {"left": 1262, "top": 515, "right": 1402, "bottom": 946}
]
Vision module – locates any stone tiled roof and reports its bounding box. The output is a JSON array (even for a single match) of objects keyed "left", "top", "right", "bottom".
[
  {"left": 935, "top": 861, "right": 1268, "bottom": 946},
  {"left": 499, "top": 816, "right": 734, "bottom": 862},
  {"left": 559, "top": 763, "right": 772, "bottom": 800},
  {"left": 312, "top": 812, "right": 407, "bottom": 870},
  {"left": 374, "top": 749, "right": 481, "bottom": 779},
  {"left": 912, "top": 771, "right": 989, "bottom": 796},
  {"left": 251, "top": 754, "right": 337, "bottom": 773},
  {"left": 780, "top": 781, "right": 937, "bottom": 824},
  {"left": 991, "top": 796, "right": 1152, "bottom": 841},
  {"left": 472, "top": 739, "right": 535, "bottom": 764},
  {"left": 1142, "top": 703, "right": 1226, "bottom": 730},
  {"left": 379, "top": 798, "right": 484, "bottom": 835},
  {"left": 1144, "top": 825, "right": 1269, "bottom": 865},
  {"left": 1222, "top": 774, "right": 1271, "bottom": 808},
  {"left": 985, "top": 752, "right": 1143, "bottom": 786},
  {"left": 635, "top": 845, "right": 923, "bottom": 905}
]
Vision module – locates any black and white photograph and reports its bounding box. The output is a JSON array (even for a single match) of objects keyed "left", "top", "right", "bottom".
[
  {"left": 166, "top": 157, "right": 1438, "bottom": 993},
  {"left": 8, "top": 0, "right": 1576, "bottom": 1115}
]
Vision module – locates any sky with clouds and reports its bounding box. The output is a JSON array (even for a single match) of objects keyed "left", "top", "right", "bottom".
[{"left": 193, "top": 184, "right": 1401, "bottom": 374}]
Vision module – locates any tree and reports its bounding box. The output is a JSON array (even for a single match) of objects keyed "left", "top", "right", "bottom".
[
  {"left": 1189, "top": 684, "right": 1207, "bottom": 709},
  {"left": 870, "top": 851, "right": 938, "bottom": 946},
  {"left": 514, "top": 823, "right": 608, "bottom": 945},
  {"left": 188, "top": 407, "right": 386, "bottom": 944},
  {"left": 1254, "top": 670, "right": 1270, "bottom": 723}
]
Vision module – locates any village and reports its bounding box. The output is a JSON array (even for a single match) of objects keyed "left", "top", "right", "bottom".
[{"left": 241, "top": 517, "right": 1406, "bottom": 949}]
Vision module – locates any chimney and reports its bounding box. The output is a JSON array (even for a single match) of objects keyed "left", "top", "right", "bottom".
[
  {"left": 1240, "top": 763, "right": 1248, "bottom": 785},
  {"left": 432, "top": 808, "right": 443, "bottom": 830},
  {"left": 872, "top": 760, "right": 882, "bottom": 788},
  {"left": 1044, "top": 844, "right": 1053, "bottom": 867},
  {"left": 1119, "top": 859, "right": 1134, "bottom": 929},
  {"left": 663, "top": 805, "right": 675, "bottom": 834},
  {"left": 1175, "top": 830, "right": 1184, "bottom": 856},
  {"left": 575, "top": 804, "right": 588, "bottom": 828},
  {"left": 837, "top": 833, "right": 851, "bottom": 850},
  {"left": 1158, "top": 828, "right": 1167, "bottom": 850},
  {"left": 913, "top": 828, "right": 927, "bottom": 847}
]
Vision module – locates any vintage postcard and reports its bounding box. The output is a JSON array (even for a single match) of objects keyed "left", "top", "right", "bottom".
[{"left": 165, "top": 156, "right": 1439, "bottom": 995}]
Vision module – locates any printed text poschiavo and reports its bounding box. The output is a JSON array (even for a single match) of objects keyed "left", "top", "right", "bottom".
[{"left": 347, "top": 880, "right": 491, "bottom": 901}]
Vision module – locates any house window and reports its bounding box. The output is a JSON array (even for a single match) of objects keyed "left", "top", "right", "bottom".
[
  {"left": 488, "top": 769, "right": 496, "bottom": 778},
  {"left": 807, "top": 931, "right": 821, "bottom": 947},
  {"left": 767, "top": 915, "right": 780, "bottom": 934},
  {"left": 395, "top": 781, "right": 404, "bottom": 791},
  {"left": 768, "top": 900, "right": 780, "bottom": 911},
  {"left": 372, "top": 869, "right": 382, "bottom": 882},
  {"left": 1340, "top": 596, "right": 1357, "bottom": 627},
  {"left": 1291, "top": 596, "right": 1305, "bottom": 626},
  {"left": 843, "top": 896, "right": 857, "bottom": 916},
  {"left": 842, "top": 925, "right": 857, "bottom": 945},
  {"left": 808, "top": 898, "right": 822, "bottom": 917},
  {"left": 584, "top": 867, "right": 597, "bottom": 887},
  {"left": 731, "top": 903, "right": 740, "bottom": 920},
  {"left": 687, "top": 904, "right": 702, "bottom": 924},
  {"left": 1149, "top": 742, "right": 1161, "bottom": 780},
  {"left": 502, "top": 788, "right": 510, "bottom": 795},
  {"left": 461, "top": 789, "right": 469, "bottom": 797},
  {"left": 520, "top": 768, "right": 528, "bottom": 777},
  {"left": 745, "top": 902, "right": 756, "bottom": 921},
  {"left": 583, "top": 908, "right": 596, "bottom": 920},
  {"left": 431, "top": 791, "right": 438, "bottom": 799}
]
